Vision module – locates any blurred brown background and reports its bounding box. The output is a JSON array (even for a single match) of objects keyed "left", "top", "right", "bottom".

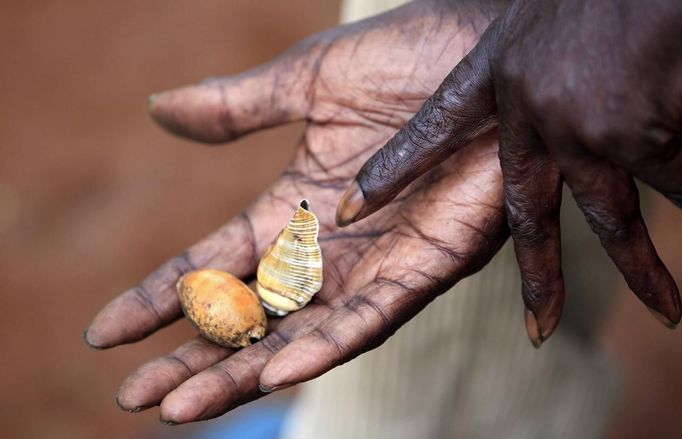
[
  {"left": 0, "top": 2, "right": 338, "bottom": 438},
  {"left": 0, "top": 1, "right": 680, "bottom": 439}
]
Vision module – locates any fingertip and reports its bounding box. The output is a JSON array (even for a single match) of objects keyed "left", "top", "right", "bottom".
[
  {"left": 115, "top": 393, "right": 153, "bottom": 413},
  {"left": 258, "top": 383, "right": 291, "bottom": 394},
  {"left": 648, "top": 307, "right": 679, "bottom": 330},
  {"left": 83, "top": 302, "right": 126, "bottom": 349},
  {"left": 260, "top": 335, "right": 329, "bottom": 390},
  {"left": 540, "top": 291, "right": 563, "bottom": 340},
  {"left": 82, "top": 328, "right": 105, "bottom": 350},
  {"left": 159, "top": 390, "right": 201, "bottom": 425},
  {"left": 639, "top": 266, "right": 680, "bottom": 330},
  {"left": 147, "top": 64, "right": 306, "bottom": 144},
  {"left": 647, "top": 286, "right": 681, "bottom": 329},
  {"left": 147, "top": 84, "right": 231, "bottom": 144},
  {"left": 158, "top": 396, "right": 187, "bottom": 425},
  {"left": 258, "top": 383, "right": 274, "bottom": 393},
  {"left": 159, "top": 376, "right": 218, "bottom": 425},
  {"left": 523, "top": 287, "right": 564, "bottom": 348},
  {"left": 146, "top": 88, "right": 186, "bottom": 137},
  {"left": 672, "top": 294, "right": 681, "bottom": 326},
  {"left": 82, "top": 323, "right": 116, "bottom": 350},
  {"left": 114, "top": 394, "right": 127, "bottom": 411},
  {"left": 147, "top": 93, "right": 158, "bottom": 112},
  {"left": 259, "top": 358, "right": 297, "bottom": 392},
  {"left": 336, "top": 180, "right": 367, "bottom": 227},
  {"left": 84, "top": 280, "right": 185, "bottom": 348},
  {"left": 524, "top": 308, "right": 544, "bottom": 348},
  {"left": 146, "top": 92, "right": 165, "bottom": 131},
  {"left": 115, "top": 367, "right": 162, "bottom": 413}
]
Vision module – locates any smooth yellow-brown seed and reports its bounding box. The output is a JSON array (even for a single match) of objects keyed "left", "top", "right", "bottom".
[{"left": 177, "top": 269, "right": 266, "bottom": 348}]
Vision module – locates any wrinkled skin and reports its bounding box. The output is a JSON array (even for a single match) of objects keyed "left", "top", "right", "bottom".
[
  {"left": 83, "top": 1, "right": 509, "bottom": 424},
  {"left": 338, "top": 0, "right": 682, "bottom": 346}
]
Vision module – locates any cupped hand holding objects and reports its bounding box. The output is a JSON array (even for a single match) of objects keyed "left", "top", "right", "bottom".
[{"left": 84, "top": 1, "right": 508, "bottom": 425}]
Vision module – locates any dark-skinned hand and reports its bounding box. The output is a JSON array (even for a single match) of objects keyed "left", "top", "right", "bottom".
[
  {"left": 337, "top": 0, "right": 682, "bottom": 347},
  {"left": 84, "top": 0, "right": 509, "bottom": 424}
]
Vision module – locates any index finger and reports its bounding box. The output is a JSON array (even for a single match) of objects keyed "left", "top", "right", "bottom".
[
  {"left": 335, "top": 22, "right": 498, "bottom": 227},
  {"left": 84, "top": 213, "right": 261, "bottom": 349}
]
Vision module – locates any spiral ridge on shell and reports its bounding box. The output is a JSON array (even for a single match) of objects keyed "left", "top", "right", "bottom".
[{"left": 256, "top": 199, "right": 323, "bottom": 315}]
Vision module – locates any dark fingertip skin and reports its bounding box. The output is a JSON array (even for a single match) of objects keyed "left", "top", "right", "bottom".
[
  {"left": 646, "top": 282, "right": 681, "bottom": 329},
  {"left": 160, "top": 419, "right": 178, "bottom": 426},
  {"left": 336, "top": 181, "right": 368, "bottom": 227},
  {"left": 523, "top": 288, "right": 563, "bottom": 348},
  {"left": 561, "top": 163, "right": 681, "bottom": 331}
]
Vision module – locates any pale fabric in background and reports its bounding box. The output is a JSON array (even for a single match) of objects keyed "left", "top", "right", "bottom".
[
  {"left": 339, "top": 0, "right": 412, "bottom": 21},
  {"left": 282, "top": 1, "right": 619, "bottom": 438}
]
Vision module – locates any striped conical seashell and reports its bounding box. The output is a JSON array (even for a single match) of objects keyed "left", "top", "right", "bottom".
[{"left": 256, "top": 199, "right": 323, "bottom": 316}]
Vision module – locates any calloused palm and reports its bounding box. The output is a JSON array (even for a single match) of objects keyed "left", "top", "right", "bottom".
[{"left": 84, "top": 1, "right": 508, "bottom": 424}]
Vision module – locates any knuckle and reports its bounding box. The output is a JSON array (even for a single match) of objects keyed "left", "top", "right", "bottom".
[
  {"left": 522, "top": 280, "right": 544, "bottom": 304},
  {"left": 577, "top": 117, "right": 629, "bottom": 150},
  {"left": 407, "top": 100, "right": 448, "bottom": 147},
  {"left": 579, "top": 200, "right": 633, "bottom": 244},
  {"left": 260, "top": 331, "right": 290, "bottom": 355},
  {"left": 132, "top": 285, "right": 163, "bottom": 322},
  {"left": 312, "top": 328, "right": 348, "bottom": 358},
  {"left": 166, "top": 252, "right": 197, "bottom": 281},
  {"left": 616, "top": 129, "right": 679, "bottom": 167},
  {"left": 505, "top": 198, "right": 552, "bottom": 248},
  {"left": 441, "top": 64, "right": 489, "bottom": 111},
  {"left": 364, "top": 142, "right": 407, "bottom": 187},
  {"left": 522, "top": 269, "right": 563, "bottom": 306},
  {"left": 438, "top": 84, "right": 466, "bottom": 111},
  {"left": 345, "top": 294, "right": 393, "bottom": 335}
]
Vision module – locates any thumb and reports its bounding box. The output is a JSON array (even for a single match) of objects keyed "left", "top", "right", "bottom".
[
  {"left": 148, "top": 40, "right": 324, "bottom": 144},
  {"left": 335, "top": 22, "right": 499, "bottom": 227}
]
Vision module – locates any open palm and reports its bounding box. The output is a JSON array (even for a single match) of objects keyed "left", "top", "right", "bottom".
[{"left": 84, "top": 1, "right": 508, "bottom": 424}]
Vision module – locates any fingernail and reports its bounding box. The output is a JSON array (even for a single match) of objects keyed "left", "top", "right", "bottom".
[
  {"left": 115, "top": 395, "right": 152, "bottom": 413},
  {"left": 114, "top": 395, "right": 126, "bottom": 411},
  {"left": 259, "top": 383, "right": 274, "bottom": 393},
  {"left": 524, "top": 308, "right": 544, "bottom": 348},
  {"left": 336, "top": 181, "right": 366, "bottom": 227},
  {"left": 147, "top": 93, "right": 158, "bottom": 110},
  {"left": 647, "top": 307, "right": 678, "bottom": 330},
  {"left": 259, "top": 383, "right": 291, "bottom": 393},
  {"left": 147, "top": 91, "right": 173, "bottom": 115},
  {"left": 82, "top": 329, "right": 103, "bottom": 350},
  {"left": 160, "top": 418, "right": 178, "bottom": 426}
]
